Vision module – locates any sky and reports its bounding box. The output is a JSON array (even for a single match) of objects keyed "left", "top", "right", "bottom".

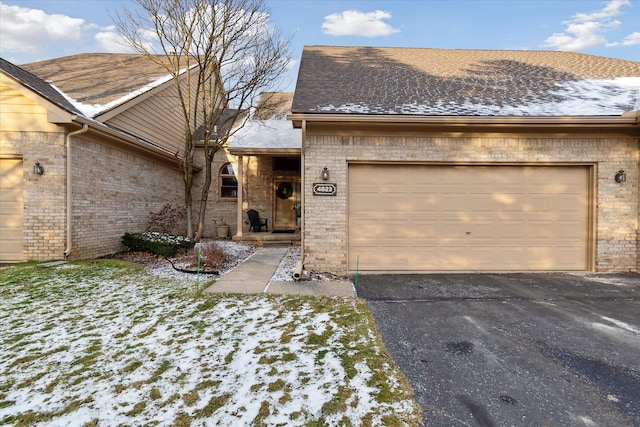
[{"left": 1, "top": 0, "right": 639, "bottom": 91}]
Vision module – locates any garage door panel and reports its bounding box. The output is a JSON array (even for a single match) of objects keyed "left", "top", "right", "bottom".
[
  {"left": 0, "top": 160, "right": 22, "bottom": 186},
  {"left": 526, "top": 219, "right": 586, "bottom": 240},
  {"left": 468, "top": 221, "right": 496, "bottom": 239},
  {"left": 380, "top": 193, "right": 413, "bottom": 212},
  {"left": 436, "top": 220, "right": 471, "bottom": 243},
  {"left": 438, "top": 246, "right": 476, "bottom": 269},
  {"left": 475, "top": 193, "right": 519, "bottom": 212},
  {"left": 406, "top": 220, "right": 439, "bottom": 239},
  {"left": 437, "top": 193, "right": 467, "bottom": 213},
  {"left": 411, "top": 192, "right": 439, "bottom": 207},
  {"left": 0, "top": 159, "right": 24, "bottom": 262},
  {"left": 492, "top": 247, "right": 526, "bottom": 269},
  {"left": 352, "top": 246, "right": 411, "bottom": 269},
  {"left": 382, "top": 221, "right": 412, "bottom": 238},
  {"left": 349, "top": 219, "right": 386, "bottom": 239},
  {"left": 349, "top": 164, "right": 589, "bottom": 271},
  {"left": 349, "top": 195, "right": 379, "bottom": 215},
  {"left": 526, "top": 246, "right": 584, "bottom": 269}
]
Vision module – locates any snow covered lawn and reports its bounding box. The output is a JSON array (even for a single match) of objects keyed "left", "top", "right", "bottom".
[{"left": 0, "top": 260, "right": 420, "bottom": 426}]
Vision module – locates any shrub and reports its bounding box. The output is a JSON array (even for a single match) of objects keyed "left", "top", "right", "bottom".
[
  {"left": 198, "top": 243, "right": 228, "bottom": 269},
  {"left": 146, "top": 204, "right": 187, "bottom": 236},
  {"left": 122, "top": 232, "right": 195, "bottom": 257}
]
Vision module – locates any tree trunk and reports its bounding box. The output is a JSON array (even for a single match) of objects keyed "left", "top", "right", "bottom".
[
  {"left": 185, "top": 186, "right": 194, "bottom": 238},
  {"left": 183, "top": 147, "right": 195, "bottom": 238},
  {"left": 195, "top": 146, "right": 216, "bottom": 240}
]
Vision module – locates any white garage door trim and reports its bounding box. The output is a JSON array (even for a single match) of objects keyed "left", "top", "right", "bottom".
[{"left": 348, "top": 163, "right": 594, "bottom": 272}]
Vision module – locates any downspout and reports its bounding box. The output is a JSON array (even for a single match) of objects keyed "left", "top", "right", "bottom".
[
  {"left": 64, "top": 123, "right": 89, "bottom": 260},
  {"left": 300, "top": 119, "right": 306, "bottom": 263}
]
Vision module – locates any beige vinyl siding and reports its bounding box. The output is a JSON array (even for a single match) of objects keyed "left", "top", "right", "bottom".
[
  {"left": 0, "top": 80, "right": 60, "bottom": 132},
  {"left": 0, "top": 158, "right": 23, "bottom": 261},
  {"left": 348, "top": 164, "right": 590, "bottom": 272},
  {"left": 103, "top": 82, "right": 185, "bottom": 156}
]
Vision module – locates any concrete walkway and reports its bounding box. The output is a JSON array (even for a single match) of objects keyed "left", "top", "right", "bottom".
[{"left": 204, "top": 246, "right": 355, "bottom": 297}]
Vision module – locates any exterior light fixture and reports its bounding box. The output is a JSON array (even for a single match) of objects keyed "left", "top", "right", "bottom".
[
  {"left": 34, "top": 162, "right": 44, "bottom": 175},
  {"left": 321, "top": 167, "right": 330, "bottom": 181},
  {"left": 615, "top": 170, "right": 626, "bottom": 183}
]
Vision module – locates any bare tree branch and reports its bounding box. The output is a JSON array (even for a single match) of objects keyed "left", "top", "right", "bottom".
[{"left": 114, "top": 0, "right": 292, "bottom": 239}]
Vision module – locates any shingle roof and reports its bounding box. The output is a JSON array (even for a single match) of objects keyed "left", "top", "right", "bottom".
[
  {"left": 1, "top": 57, "right": 82, "bottom": 115},
  {"left": 292, "top": 46, "right": 640, "bottom": 117},
  {"left": 20, "top": 53, "right": 174, "bottom": 106},
  {"left": 253, "top": 92, "right": 294, "bottom": 120},
  {"left": 229, "top": 92, "right": 300, "bottom": 152}
]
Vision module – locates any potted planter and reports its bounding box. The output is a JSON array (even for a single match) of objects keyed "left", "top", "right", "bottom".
[{"left": 215, "top": 224, "right": 230, "bottom": 238}]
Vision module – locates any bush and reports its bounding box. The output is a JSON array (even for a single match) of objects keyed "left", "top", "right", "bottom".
[
  {"left": 199, "top": 242, "right": 228, "bottom": 269},
  {"left": 122, "top": 232, "right": 195, "bottom": 257},
  {"left": 146, "top": 204, "right": 187, "bottom": 236}
]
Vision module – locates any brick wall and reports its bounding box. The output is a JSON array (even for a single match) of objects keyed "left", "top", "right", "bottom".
[
  {"left": 70, "top": 136, "right": 185, "bottom": 259},
  {"left": 1, "top": 131, "right": 67, "bottom": 261},
  {"left": 191, "top": 148, "right": 241, "bottom": 237},
  {"left": 1, "top": 130, "right": 243, "bottom": 261},
  {"left": 238, "top": 155, "right": 273, "bottom": 233},
  {"left": 303, "top": 133, "right": 639, "bottom": 274}
]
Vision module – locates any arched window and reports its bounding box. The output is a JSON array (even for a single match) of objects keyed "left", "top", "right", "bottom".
[{"left": 219, "top": 163, "right": 237, "bottom": 198}]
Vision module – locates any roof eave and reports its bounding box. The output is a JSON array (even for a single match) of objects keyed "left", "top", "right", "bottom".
[
  {"left": 72, "top": 115, "right": 203, "bottom": 170},
  {"left": 227, "top": 147, "right": 301, "bottom": 156},
  {"left": 287, "top": 113, "right": 640, "bottom": 130}
]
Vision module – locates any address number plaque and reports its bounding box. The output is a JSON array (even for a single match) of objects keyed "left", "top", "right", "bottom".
[{"left": 313, "top": 182, "right": 337, "bottom": 196}]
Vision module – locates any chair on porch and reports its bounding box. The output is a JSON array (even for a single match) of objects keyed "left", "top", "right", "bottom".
[{"left": 247, "top": 209, "right": 268, "bottom": 232}]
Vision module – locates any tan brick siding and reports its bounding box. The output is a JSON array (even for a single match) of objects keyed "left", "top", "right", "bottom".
[
  {"left": 70, "top": 136, "right": 186, "bottom": 259},
  {"left": 192, "top": 148, "right": 241, "bottom": 237},
  {"left": 303, "top": 134, "right": 639, "bottom": 274},
  {"left": 1, "top": 131, "right": 67, "bottom": 261}
]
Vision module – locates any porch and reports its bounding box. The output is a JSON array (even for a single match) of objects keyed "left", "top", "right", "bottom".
[{"left": 233, "top": 230, "right": 301, "bottom": 246}]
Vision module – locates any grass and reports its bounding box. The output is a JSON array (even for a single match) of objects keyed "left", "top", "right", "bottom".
[{"left": 0, "top": 259, "right": 421, "bottom": 426}]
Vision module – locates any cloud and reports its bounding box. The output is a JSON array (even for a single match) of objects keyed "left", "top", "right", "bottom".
[
  {"left": 95, "top": 31, "right": 136, "bottom": 54},
  {"left": 0, "top": 3, "right": 86, "bottom": 54},
  {"left": 95, "top": 26, "right": 157, "bottom": 53},
  {"left": 321, "top": 10, "right": 400, "bottom": 37},
  {"left": 607, "top": 31, "right": 640, "bottom": 47},
  {"left": 543, "top": 0, "right": 633, "bottom": 51},
  {"left": 572, "top": 0, "right": 630, "bottom": 22}
]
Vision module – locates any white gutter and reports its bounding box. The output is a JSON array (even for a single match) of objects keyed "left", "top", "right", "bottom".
[
  {"left": 64, "top": 122, "right": 89, "bottom": 259},
  {"left": 288, "top": 113, "right": 640, "bottom": 129}
]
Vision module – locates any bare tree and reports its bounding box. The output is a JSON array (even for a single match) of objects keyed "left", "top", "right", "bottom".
[{"left": 114, "top": 0, "right": 292, "bottom": 238}]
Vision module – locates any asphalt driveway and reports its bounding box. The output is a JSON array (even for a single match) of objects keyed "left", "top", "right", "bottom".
[{"left": 357, "top": 273, "right": 640, "bottom": 427}]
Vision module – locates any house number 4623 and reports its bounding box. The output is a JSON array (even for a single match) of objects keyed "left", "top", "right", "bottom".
[{"left": 313, "top": 183, "right": 337, "bottom": 196}]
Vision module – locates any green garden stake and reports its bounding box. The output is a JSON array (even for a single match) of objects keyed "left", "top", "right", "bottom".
[
  {"left": 354, "top": 251, "right": 360, "bottom": 296},
  {"left": 196, "top": 247, "right": 201, "bottom": 293}
]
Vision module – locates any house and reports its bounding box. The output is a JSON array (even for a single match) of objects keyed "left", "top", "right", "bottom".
[
  {"left": 4, "top": 47, "right": 639, "bottom": 274},
  {"left": 0, "top": 54, "right": 236, "bottom": 262},
  {"left": 284, "top": 46, "right": 640, "bottom": 274}
]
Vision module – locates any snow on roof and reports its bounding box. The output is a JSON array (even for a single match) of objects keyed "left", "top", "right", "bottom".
[
  {"left": 67, "top": 73, "right": 178, "bottom": 118},
  {"left": 313, "top": 77, "right": 640, "bottom": 116},
  {"left": 228, "top": 117, "right": 300, "bottom": 150}
]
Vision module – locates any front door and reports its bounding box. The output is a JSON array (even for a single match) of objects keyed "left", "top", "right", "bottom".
[{"left": 274, "top": 180, "right": 300, "bottom": 230}]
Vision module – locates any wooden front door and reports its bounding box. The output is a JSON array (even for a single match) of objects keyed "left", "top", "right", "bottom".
[{"left": 274, "top": 180, "right": 300, "bottom": 230}]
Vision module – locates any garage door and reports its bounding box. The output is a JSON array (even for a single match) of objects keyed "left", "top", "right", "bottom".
[
  {"left": 0, "top": 158, "right": 24, "bottom": 262},
  {"left": 348, "top": 164, "right": 589, "bottom": 271}
]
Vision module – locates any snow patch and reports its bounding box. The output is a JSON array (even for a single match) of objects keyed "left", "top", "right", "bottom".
[{"left": 314, "top": 77, "right": 640, "bottom": 116}]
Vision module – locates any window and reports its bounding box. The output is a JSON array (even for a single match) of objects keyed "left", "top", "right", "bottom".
[{"left": 219, "top": 163, "right": 237, "bottom": 198}]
